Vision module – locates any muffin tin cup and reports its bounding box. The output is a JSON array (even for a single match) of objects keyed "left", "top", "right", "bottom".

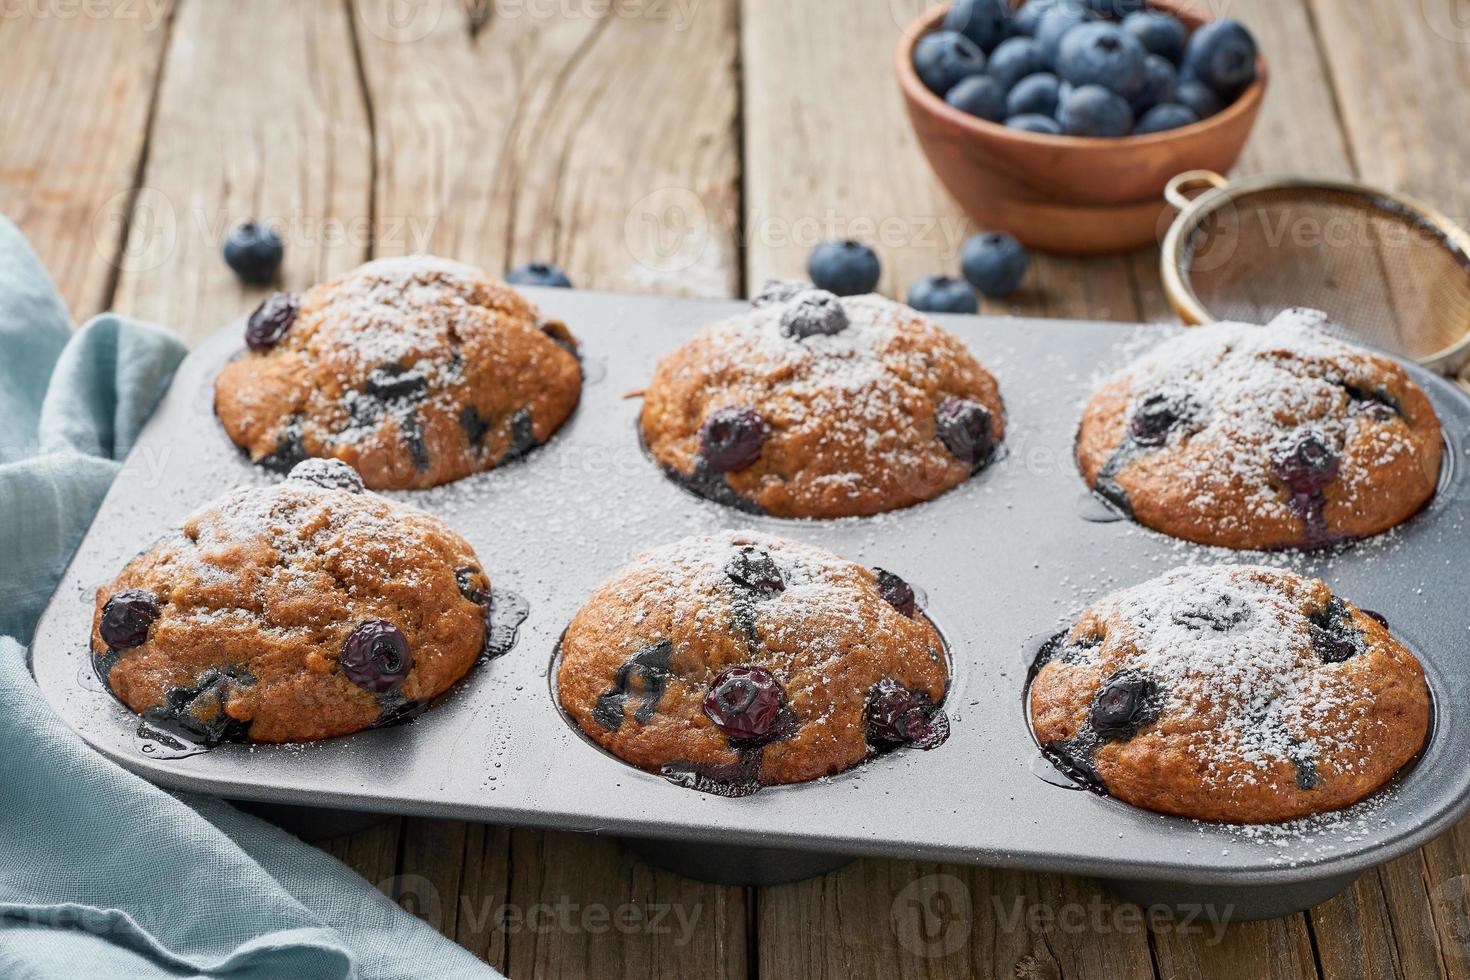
[{"left": 30, "top": 289, "right": 1470, "bottom": 918}]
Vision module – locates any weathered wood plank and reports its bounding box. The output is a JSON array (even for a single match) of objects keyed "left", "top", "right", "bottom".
[
  {"left": 319, "top": 817, "right": 405, "bottom": 901},
  {"left": 109, "top": 0, "right": 372, "bottom": 340},
  {"left": 0, "top": 2, "right": 173, "bottom": 321}
]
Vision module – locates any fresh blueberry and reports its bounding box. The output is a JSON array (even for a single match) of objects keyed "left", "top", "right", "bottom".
[
  {"left": 1058, "top": 84, "right": 1134, "bottom": 137},
  {"left": 935, "top": 396, "right": 995, "bottom": 467},
  {"left": 946, "top": 74, "right": 1008, "bottom": 122},
  {"left": 780, "top": 289, "right": 849, "bottom": 339},
  {"left": 942, "top": 0, "right": 1012, "bottom": 52},
  {"left": 1006, "top": 113, "right": 1064, "bottom": 135},
  {"left": 726, "top": 547, "right": 785, "bottom": 596},
  {"left": 703, "top": 666, "right": 787, "bottom": 742},
  {"left": 987, "top": 36, "right": 1047, "bottom": 90},
  {"left": 1273, "top": 432, "right": 1339, "bottom": 495},
  {"left": 913, "top": 30, "right": 987, "bottom": 96},
  {"left": 1134, "top": 102, "right": 1199, "bottom": 135},
  {"left": 865, "top": 678, "right": 946, "bottom": 749},
  {"left": 244, "top": 292, "right": 298, "bottom": 352},
  {"left": 1129, "top": 389, "right": 1196, "bottom": 445},
  {"left": 1056, "top": 22, "right": 1147, "bottom": 99},
  {"left": 455, "top": 567, "right": 492, "bottom": 606},
  {"left": 874, "top": 569, "right": 917, "bottom": 617},
  {"left": 700, "top": 406, "right": 767, "bottom": 472},
  {"left": 808, "top": 240, "right": 880, "bottom": 296},
  {"left": 288, "top": 458, "right": 364, "bottom": 493},
  {"left": 1122, "top": 11, "right": 1187, "bottom": 63},
  {"left": 906, "top": 275, "right": 978, "bottom": 314},
  {"left": 1181, "top": 19, "right": 1258, "bottom": 100},
  {"left": 1035, "top": 3, "right": 1095, "bottom": 67},
  {"left": 1081, "top": 0, "right": 1147, "bottom": 16},
  {"left": 1005, "top": 71, "right": 1061, "bottom": 118},
  {"left": 505, "top": 261, "right": 573, "bottom": 288},
  {"left": 99, "top": 590, "right": 159, "bottom": 650},
  {"left": 340, "top": 620, "right": 412, "bottom": 694},
  {"left": 960, "top": 231, "right": 1028, "bottom": 298},
  {"left": 1088, "top": 670, "right": 1161, "bottom": 740},
  {"left": 223, "top": 222, "right": 284, "bottom": 285},
  {"left": 1175, "top": 79, "right": 1225, "bottom": 120},
  {"left": 1013, "top": 0, "right": 1064, "bottom": 38},
  {"left": 1130, "top": 54, "right": 1178, "bottom": 113},
  {"left": 751, "top": 278, "right": 810, "bottom": 307}
]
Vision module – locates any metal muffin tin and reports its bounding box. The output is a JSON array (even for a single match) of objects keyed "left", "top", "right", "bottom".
[{"left": 30, "top": 288, "right": 1470, "bottom": 919}]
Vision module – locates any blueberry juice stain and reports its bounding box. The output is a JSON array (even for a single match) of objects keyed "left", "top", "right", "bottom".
[{"left": 484, "top": 588, "right": 531, "bottom": 662}]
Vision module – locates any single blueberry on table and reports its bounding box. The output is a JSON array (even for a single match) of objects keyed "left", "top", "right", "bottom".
[
  {"left": 223, "top": 222, "right": 284, "bottom": 285},
  {"left": 874, "top": 569, "right": 917, "bottom": 618},
  {"left": 1058, "top": 84, "right": 1134, "bottom": 137},
  {"left": 288, "top": 458, "right": 365, "bottom": 493},
  {"left": 780, "top": 289, "right": 849, "bottom": 339},
  {"left": 1005, "top": 71, "right": 1061, "bottom": 118},
  {"left": 865, "top": 678, "right": 945, "bottom": 749},
  {"left": 1056, "top": 22, "right": 1148, "bottom": 99},
  {"left": 987, "top": 36, "right": 1047, "bottom": 90},
  {"left": 1122, "top": 11, "right": 1187, "bottom": 63},
  {"left": 808, "top": 240, "right": 881, "bottom": 296},
  {"left": 505, "top": 261, "right": 573, "bottom": 288},
  {"left": 726, "top": 546, "right": 785, "bottom": 596},
  {"left": 99, "top": 590, "right": 160, "bottom": 651},
  {"left": 1182, "top": 19, "right": 1258, "bottom": 100},
  {"left": 960, "top": 231, "right": 1028, "bottom": 298},
  {"left": 913, "top": 30, "right": 987, "bottom": 96},
  {"left": 340, "top": 620, "right": 412, "bottom": 694},
  {"left": 244, "top": 292, "right": 298, "bottom": 352},
  {"left": 1134, "top": 102, "right": 1199, "bottom": 135},
  {"left": 1035, "top": 3, "right": 1095, "bottom": 67},
  {"left": 703, "top": 666, "right": 787, "bottom": 742},
  {"left": 700, "top": 406, "right": 767, "bottom": 472},
  {"left": 946, "top": 74, "right": 1008, "bottom": 122},
  {"left": 1088, "top": 670, "right": 1161, "bottom": 741},
  {"left": 1130, "top": 54, "right": 1178, "bottom": 113},
  {"left": 1174, "top": 79, "right": 1225, "bottom": 120},
  {"left": 943, "top": 0, "right": 1012, "bottom": 52},
  {"left": 1006, "top": 113, "right": 1064, "bottom": 135},
  {"left": 935, "top": 396, "right": 995, "bottom": 468},
  {"left": 906, "top": 275, "right": 978, "bottom": 314}
]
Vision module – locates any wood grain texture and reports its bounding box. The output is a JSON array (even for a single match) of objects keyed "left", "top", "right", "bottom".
[
  {"left": 0, "top": 1, "right": 173, "bottom": 321},
  {"left": 110, "top": 0, "right": 372, "bottom": 339}
]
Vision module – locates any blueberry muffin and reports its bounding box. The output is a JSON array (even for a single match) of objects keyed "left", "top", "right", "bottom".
[
  {"left": 90, "top": 460, "right": 493, "bottom": 744},
  {"left": 1029, "top": 564, "right": 1429, "bottom": 822},
  {"left": 215, "top": 255, "right": 582, "bottom": 490},
  {"left": 556, "top": 531, "right": 950, "bottom": 794},
  {"left": 1077, "top": 311, "right": 1442, "bottom": 550},
  {"left": 640, "top": 282, "right": 1005, "bottom": 518}
]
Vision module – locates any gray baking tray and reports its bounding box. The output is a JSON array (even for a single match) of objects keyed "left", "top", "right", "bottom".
[{"left": 29, "top": 288, "right": 1470, "bottom": 919}]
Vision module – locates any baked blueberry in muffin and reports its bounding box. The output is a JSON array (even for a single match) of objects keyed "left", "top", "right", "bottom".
[
  {"left": 90, "top": 460, "right": 493, "bottom": 744},
  {"left": 215, "top": 255, "right": 582, "bottom": 490},
  {"left": 555, "top": 531, "right": 950, "bottom": 795},
  {"left": 640, "top": 283, "right": 1005, "bottom": 518},
  {"left": 1077, "top": 311, "right": 1442, "bottom": 549},
  {"left": 1029, "top": 564, "right": 1429, "bottom": 822}
]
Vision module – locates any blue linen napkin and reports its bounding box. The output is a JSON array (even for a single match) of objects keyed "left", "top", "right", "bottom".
[{"left": 0, "top": 216, "right": 498, "bottom": 979}]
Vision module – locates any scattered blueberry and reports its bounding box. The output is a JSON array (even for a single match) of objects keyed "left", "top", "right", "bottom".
[
  {"left": 1058, "top": 84, "right": 1134, "bottom": 137},
  {"left": 340, "top": 620, "right": 412, "bottom": 694},
  {"left": 1006, "top": 113, "right": 1064, "bottom": 135},
  {"left": 913, "top": 30, "right": 987, "bottom": 96},
  {"left": 987, "top": 36, "right": 1047, "bottom": 90},
  {"left": 874, "top": 569, "right": 917, "bottom": 617},
  {"left": 1130, "top": 54, "right": 1178, "bottom": 113},
  {"left": 1005, "top": 71, "right": 1062, "bottom": 118},
  {"left": 1182, "top": 19, "right": 1258, "bottom": 100},
  {"left": 751, "top": 278, "right": 810, "bottom": 307},
  {"left": 505, "top": 261, "right": 572, "bottom": 288},
  {"left": 960, "top": 231, "right": 1028, "bottom": 298},
  {"left": 726, "top": 547, "right": 785, "bottom": 596},
  {"left": 99, "top": 590, "right": 159, "bottom": 650},
  {"left": 865, "top": 678, "right": 946, "bottom": 749},
  {"left": 244, "top": 292, "right": 298, "bottom": 352},
  {"left": 942, "top": 0, "right": 1012, "bottom": 52},
  {"left": 1174, "top": 79, "right": 1225, "bottom": 120},
  {"left": 1088, "top": 670, "right": 1161, "bottom": 740},
  {"left": 946, "top": 74, "right": 1008, "bottom": 122},
  {"left": 808, "top": 240, "right": 880, "bottom": 296},
  {"left": 1056, "top": 22, "right": 1147, "bottom": 99},
  {"left": 906, "top": 275, "right": 978, "bottom": 314},
  {"left": 223, "top": 222, "right": 284, "bottom": 285},
  {"left": 1129, "top": 389, "right": 1196, "bottom": 445},
  {"left": 1134, "top": 102, "right": 1198, "bottom": 135},
  {"left": 288, "top": 458, "right": 364, "bottom": 493},
  {"left": 780, "top": 289, "right": 849, "bottom": 339},
  {"left": 1272, "top": 432, "right": 1339, "bottom": 495},
  {"left": 935, "top": 396, "right": 995, "bottom": 468},
  {"left": 700, "top": 406, "right": 767, "bottom": 472},
  {"left": 1035, "top": 3, "right": 1096, "bottom": 67},
  {"left": 1122, "top": 11, "right": 1186, "bottom": 63},
  {"left": 703, "top": 666, "right": 786, "bottom": 742}
]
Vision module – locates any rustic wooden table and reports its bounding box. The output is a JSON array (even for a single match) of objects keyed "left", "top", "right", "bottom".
[{"left": 6, "top": 1, "right": 1470, "bottom": 976}]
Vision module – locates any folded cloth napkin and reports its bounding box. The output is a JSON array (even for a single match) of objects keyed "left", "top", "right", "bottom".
[{"left": 0, "top": 216, "right": 498, "bottom": 979}]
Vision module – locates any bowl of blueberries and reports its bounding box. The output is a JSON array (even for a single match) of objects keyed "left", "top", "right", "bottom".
[{"left": 897, "top": 0, "right": 1265, "bottom": 254}]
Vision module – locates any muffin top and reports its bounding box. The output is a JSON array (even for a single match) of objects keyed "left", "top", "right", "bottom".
[
  {"left": 1076, "top": 311, "right": 1442, "bottom": 550},
  {"left": 640, "top": 283, "right": 1005, "bottom": 518},
  {"left": 555, "top": 530, "right": 950, "bottom": 794},
  {"left": 91, "top": 460, "right": 491, "bottom": 744},
  {"left": 215, "top": 255, "right": 582, "bottom": 490},
  {"left": 1029, "top": 564, "right": 1430, "bottom": 823}
]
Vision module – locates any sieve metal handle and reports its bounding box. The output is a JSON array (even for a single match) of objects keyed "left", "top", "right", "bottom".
[{"left": 1164, "top": 170, "right": 1230, "bottom": 211}]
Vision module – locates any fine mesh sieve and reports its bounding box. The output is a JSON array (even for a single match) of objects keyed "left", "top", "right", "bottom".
[{"left": 1160, "top": 171, "right": 1470, "bottom": 386}]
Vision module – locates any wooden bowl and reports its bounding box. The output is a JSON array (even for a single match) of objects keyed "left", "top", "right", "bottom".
[{"left": 896, "top": 1, "right": 1268, "bottom": 254}]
